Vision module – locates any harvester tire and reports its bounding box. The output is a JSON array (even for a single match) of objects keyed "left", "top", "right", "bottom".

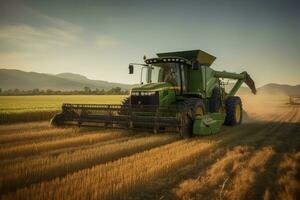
[
  {"left": 180, "top": 98, "right": 205, "bottom": 138},
  {"left": 209, "top": 87, "right": 221, "bottom": 112},
  {"left": 224, "top": 96, "right": 243, "bottom": 126}
]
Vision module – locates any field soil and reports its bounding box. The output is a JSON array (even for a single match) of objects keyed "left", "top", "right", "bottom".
[{"left": 0, "top": 94, "right": 299, "bottom": 200}]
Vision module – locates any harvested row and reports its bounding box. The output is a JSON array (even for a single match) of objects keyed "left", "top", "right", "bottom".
[
  {"left": 248, "top": 110, "right": 300, "bottom": 200},
  {"left": 3, "top": 138, "right": 217, "bottom": 200},
  {"left": 0, "top": 134, "right": 178, "bottom": 194},
  {"left": 126, "top": 108, "right": 297, "bottom": 199},
  {"left": 219, "top": 109, "right": 299, "bottom": 200},
  {"left": 0, "top": 128, "right": 79, "bottom": 145},
  {"left": 232, "top": 108, "right": 299, "bottom": 148},
  {"left": 174, "top": 108, "right": 299, "bottom": 200},
  {"left": 175, "top": 146, "right": 274, "bottom": 200},
  {"left": 0, "top": 121, "right": 50, "bottom": 135},
  {"left": 0, "top": 110, "right": 59, "bottom": 124},
  {"left": 1, "top": 106, "right": 298, "bottom": 200},
  {"left": 175, "top": 145, "right": 253, "bottom": 200},
  {"left": 0, "top": 131, "right": 127, "bottom": 160},
  {"left": 226, "top": 110, "right": 299, "bottom": 200},
  {"left": 275, "top": 152, "right": 300, "bottom": 200},
  {"left": 0, "top": 132, "right": 140, "bottom": 169},
  {"left": 224, "top": 147, "right": 275, "bottom": 200}
]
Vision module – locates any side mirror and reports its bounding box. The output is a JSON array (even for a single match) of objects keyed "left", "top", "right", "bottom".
[
  {"left": 192, "top": 61, "right": 199, "bottom": 70},
  {"left": 129, "top": 64, "right": 134, "bottom": 74}
]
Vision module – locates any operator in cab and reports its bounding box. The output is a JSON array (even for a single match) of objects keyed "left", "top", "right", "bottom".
[{"left": 164, "top": 67, "right": 177, "bottom": 86}]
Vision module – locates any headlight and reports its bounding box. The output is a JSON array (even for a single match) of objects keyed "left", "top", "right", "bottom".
[{"left": 132, "top": 91, "right": 156, "bottom": 96}]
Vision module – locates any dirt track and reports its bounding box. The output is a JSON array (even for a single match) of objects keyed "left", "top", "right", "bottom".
[{"left": 0, "top": 105, "right": 299, "bottom": 200}]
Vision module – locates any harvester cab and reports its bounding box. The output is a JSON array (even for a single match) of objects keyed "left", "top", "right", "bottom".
[{"left": 51, "top": 49, "right": 256, "bottom": 137}]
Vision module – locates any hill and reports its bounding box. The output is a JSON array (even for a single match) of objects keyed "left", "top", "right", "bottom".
[
  {"left": 0, "top": 69, "right": 133, "bottom": 91},
  {"left": 56, "top": 73, "right": 133, "bottom": 90},
  {"left": 0, "top": 69, "right": 299, "bottom": 95},
  {"left": 228, "top": 83, "right": 300, "bottom": 96},
  {"left": 258, "top": 83, "right": 300, "bottom": 95}
]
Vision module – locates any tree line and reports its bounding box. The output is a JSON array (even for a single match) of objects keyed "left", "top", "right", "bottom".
[{"left": 0, "top": 87, "right": 129, "bottom": 96}]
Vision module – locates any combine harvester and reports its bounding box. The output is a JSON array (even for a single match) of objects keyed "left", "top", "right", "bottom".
[
  {"left": 288, "top": 95, "right": 300, "bottom": 105},
  {"left": 51, "top": 50, "right": 256, "bottom": 137}
]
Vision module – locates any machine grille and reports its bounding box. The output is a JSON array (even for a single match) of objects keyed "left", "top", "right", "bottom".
[{"left": 131, "top": 92, "right": 159, "bottom": 105}]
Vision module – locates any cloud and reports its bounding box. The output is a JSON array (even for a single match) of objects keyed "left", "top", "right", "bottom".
[
  {"left": 0, "top": 24, "right": 79, "bottom": 52},
  {"left": 95, "top": 35, "right": 121, "bottom": 48},
  {"left": 0, "top": 4, "right": 82, "bottom": 52}
]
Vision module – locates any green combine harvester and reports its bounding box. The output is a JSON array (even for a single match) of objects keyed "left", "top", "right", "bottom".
[{"left": 51, "top": 49, "right": 256, "bottom": 137}]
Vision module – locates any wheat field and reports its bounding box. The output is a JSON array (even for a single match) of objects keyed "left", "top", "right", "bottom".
[
  {"left": 0, "top": 95, "right": 299, "bottom": 200},
  {"left": 0, "top": 95, "right": 126, "bottom": 124}
]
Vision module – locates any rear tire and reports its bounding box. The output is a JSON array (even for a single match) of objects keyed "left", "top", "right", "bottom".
[
  {"left": 180, "top": 98, "right": 205, "bottom": 138},
  {"left": 224, "top": 96, "right": 243, "bottom": 126}
]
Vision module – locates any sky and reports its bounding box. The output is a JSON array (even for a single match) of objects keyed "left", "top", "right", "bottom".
[{"left": 0, "top": 0, "right": 299, "bottom": 86}]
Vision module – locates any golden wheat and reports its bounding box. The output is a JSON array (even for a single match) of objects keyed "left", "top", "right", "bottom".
[
  {"left": 0, "top": 131, "right": 125, "bottom": 160},
  {"left": 0, "top": 121, "right": 50, "bottom": 135},
  {"left": 3, "top": 138, "right": 216, "bottom": 200},
  {"left": 0, "top": 134, "right": 178, "bottom": 193},
  {"left": 0, "top": 100, "right": 299, "bottom": 200},
  {"left": 225, "top": 147, "right": 274, "bottom": 200},
  {"left": 0, "top": 128, "right": 78, "bottom": 145},
  {"left": 0, "top": 95, "right": 126, "bottom": 124},
  {"left": 277, "top": 152, "right": 300, "bottom": 200},
  {"left": 175, "top": 145, "right": 252, "bottom": 200}
]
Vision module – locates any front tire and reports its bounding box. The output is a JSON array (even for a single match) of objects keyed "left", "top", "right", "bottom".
[
  {"left": 224, "top": 96, "right": 243, "bottom": 126},
  {"left": 180, "top": 98, "right": 205, "bottom": 138}
]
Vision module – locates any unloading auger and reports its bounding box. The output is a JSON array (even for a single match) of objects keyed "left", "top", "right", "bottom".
[{"left": 51, "top": 49, "right": 256, "bottom": 137}]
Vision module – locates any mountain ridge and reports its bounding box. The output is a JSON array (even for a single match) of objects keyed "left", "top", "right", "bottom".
[{"left": 0, "top": 69, "right": 134, "bottom": 91}]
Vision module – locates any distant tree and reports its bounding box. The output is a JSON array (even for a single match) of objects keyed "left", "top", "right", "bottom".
[
  {"left": 123, "top": 90, "right": 130, "bottom": 95},
  {"left": 108, "top": 87, "right": 121, "bottom": 95},
  {"left": 7, "top": 89, "right": 13, "bottom": 94},
  {"left": 0, "top": 87, "right": 129, "bottom": 96},
  {"left": 84, "top": 86, "right": 91, "bottom": 94},
  {"left": 32, "top": 88, "right": 40, "bottom": 95},
  {"left": 14, "top": 88, "right": 20, "bottom": 94},
  {"left": 46, "top": 89, "right": 54, "bottom": 95},
  {"left": 114, "top": 87, "right": 121, "bottom": 94},
  {"left": 100, "top": 89, "right": 105, "bottom": 95}
]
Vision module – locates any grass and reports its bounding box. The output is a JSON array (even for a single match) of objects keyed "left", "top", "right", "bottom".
[{"left": 0, "top": 95, "right": 126, "bottom": 124}]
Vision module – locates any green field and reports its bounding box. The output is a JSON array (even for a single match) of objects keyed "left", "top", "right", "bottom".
[{"left": 0, "top": 95, "right": 127, "bottom": 124}]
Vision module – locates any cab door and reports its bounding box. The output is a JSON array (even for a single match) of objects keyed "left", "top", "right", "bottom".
[{"left": 180, "top": 64, "right": 188, "bottom": 94}]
